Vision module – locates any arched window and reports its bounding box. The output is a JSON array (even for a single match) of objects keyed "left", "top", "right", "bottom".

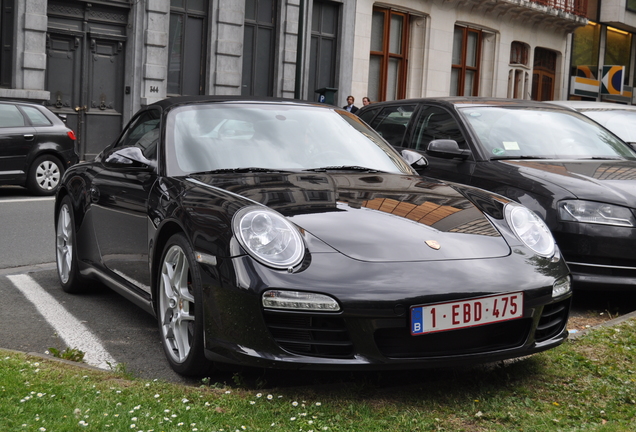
[{"left": 508, "top": 42, "right": 530, "bottom": 99}]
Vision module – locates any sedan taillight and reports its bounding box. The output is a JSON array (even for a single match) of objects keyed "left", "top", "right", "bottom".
[{"left": 67, "top": 130, "right": 77, "bottom": 140}]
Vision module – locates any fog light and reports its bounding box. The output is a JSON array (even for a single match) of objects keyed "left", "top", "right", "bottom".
[
  {"left": 262, "top": 290, "right": 340, "bottom": 311},
  {"left": 552, "top": 275, "right": 571, "bottom": 298}
]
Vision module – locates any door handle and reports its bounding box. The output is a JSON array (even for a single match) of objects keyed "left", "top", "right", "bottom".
[{"left": 23, "top": 134, "right": 34, "bottom": 140}]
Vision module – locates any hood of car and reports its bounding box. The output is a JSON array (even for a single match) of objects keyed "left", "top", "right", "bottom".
[
  {"left": 189, "top": 172, "right": 512, "bottom": 262},
  {"left": 500, "top": 160, "right": 636, "bottom": 206}
]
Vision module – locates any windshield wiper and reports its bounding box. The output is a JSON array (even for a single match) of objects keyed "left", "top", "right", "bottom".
[
  {"left": 303, "top": 165, "right": 380, "bottom": 172},
  {"left": 190, "top": 167, "right": 293, "bottom": 175},
  {"left": 573, "top": 156, "right": 623, "bottom": 160},
  {"left": 489, "top": 155, "right": 548, "bottom": 160}
]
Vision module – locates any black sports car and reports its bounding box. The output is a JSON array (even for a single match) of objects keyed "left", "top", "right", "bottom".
[
  {"left": 55, "top": 96, "right": 571, "bottom": 376},
  {"left": 358, "top": 97, "right": 636, "bottom": 291}
]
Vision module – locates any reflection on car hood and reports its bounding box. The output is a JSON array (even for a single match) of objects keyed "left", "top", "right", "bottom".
[
  {"left": 501, "top": 160, "right": 636, "bottom": 205},
  {"left": 190, "top": 172, "right": 511, "bottom": 262}
]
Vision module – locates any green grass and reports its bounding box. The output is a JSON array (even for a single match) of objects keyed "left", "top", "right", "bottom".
[{"left": 2, "top": 321, "right": 636, "bottom": 431}]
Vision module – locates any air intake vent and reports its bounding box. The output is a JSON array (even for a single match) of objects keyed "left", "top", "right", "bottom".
[
  {"left": 535, "top": 298, "right": 570, "bottom": 342},
  {"left": 263, "top": 311, "right": 354, "bottom": 358}
]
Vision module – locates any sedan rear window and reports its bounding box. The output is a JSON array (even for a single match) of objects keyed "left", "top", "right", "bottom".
[{"left": 21, "top": 106, "right": 52, "bottom": 126}]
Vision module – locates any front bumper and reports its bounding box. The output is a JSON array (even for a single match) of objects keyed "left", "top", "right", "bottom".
[
  {"left": 200, "top": 250, "right": 571, "bottom": 370},
  {"left": 555, "top": 221, "right": 636, "bottom": 289}
]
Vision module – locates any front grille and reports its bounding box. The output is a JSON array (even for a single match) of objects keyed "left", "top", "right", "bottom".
[
  {"left": 535, "top": 298, "right": 570, "bottom": 342},
  {"left": 263, "top": 311, "right": 354, "bottom": 358},
  {"left": 375, "top": 319, "right": 531, "bottom": 358},
  {"left": 566, "top": 256, "right": 636, "bottom": 278}
]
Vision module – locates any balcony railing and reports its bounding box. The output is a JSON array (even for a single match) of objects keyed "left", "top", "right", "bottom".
[{"left": 531, "top": 0, "right": 588, "bottom": 17}]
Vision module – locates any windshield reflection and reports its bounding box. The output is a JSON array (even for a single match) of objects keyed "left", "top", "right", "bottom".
[
  {"left": 165, "top": 103, "right": 412, "bottom": 176},
  {"left": 458, "top": 107, "right": 636, "bottom": 161}
]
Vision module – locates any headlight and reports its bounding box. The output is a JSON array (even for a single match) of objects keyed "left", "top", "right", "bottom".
[
  {"left": 505, "top": 203, "right": 555, "bottom": 257},
  {"left": 233, "top": 206, "right": 305, "bottom": 269},
  {"left": 558, "top": 200, "right": 635, "bottom": 227}
]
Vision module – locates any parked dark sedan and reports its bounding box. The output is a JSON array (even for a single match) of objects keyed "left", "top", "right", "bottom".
[
  {"left": 358, "top": 97, "right": 636, "bottom": 290},
  {"left": 55, "top": 96, "right": 571, "bottom": 376},
  {"left": 0, "top": 99, "right": 78, "bottom": 195}
]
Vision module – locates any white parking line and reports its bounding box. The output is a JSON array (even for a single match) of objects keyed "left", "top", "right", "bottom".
[{"left": 7, "top": 274, "right": 117, "bottom": 370}]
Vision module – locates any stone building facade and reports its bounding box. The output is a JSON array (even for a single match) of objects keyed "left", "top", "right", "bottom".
[{"left": 0, "top": 0, "right": 589, "bottom": 159}]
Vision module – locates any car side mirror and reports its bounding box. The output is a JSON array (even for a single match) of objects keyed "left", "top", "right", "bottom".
[
  {"left": 426, "top": 139, "right": 471, "bottom": 160},
  {"left": 628, "top": 142, "right": 636, "bottom": 152},
  {"left": 104, "top": 146, "right": 156, "bottom": 169},
  {"left": 401, "top": 149, "right": 428, "bottom": 168}
]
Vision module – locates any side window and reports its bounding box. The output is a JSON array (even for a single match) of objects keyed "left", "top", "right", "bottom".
[
  {"left": 21, "top": 106, "right": 52, "bottom": 126},
  {"left": 370, "top": 105, "right": 416, "bottom": 146},
  {"left": 116, "top": 110, "right": 161, "bottom": 161},
  {"left": 0, "top": 104, "right": 25, "bottom": 127},
  {"left": 358, "top": 107, "right": 380, "bottom": 124},
  {"left": 412, "top": 106, "right": 467, "bottom": 150}
]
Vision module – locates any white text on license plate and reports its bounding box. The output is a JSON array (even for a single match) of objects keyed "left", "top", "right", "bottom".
[{"left": 411, "top": 292, "right": 524, "bottom": 335}]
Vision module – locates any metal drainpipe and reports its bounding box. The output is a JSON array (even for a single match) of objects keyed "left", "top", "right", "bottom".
[{"left": 294, "top": 0, "right": 305, "bottom": 100}]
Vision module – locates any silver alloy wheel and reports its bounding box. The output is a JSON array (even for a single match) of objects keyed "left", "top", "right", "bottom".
[
  {"left": 56, "top": 204, "right": 72, "bottom": 284},
  {"left": 35, "top": 158, "right": 61, "bottom": 191},
  {"left": 159, "top": 244, "right": 196, "bottom": 364}
]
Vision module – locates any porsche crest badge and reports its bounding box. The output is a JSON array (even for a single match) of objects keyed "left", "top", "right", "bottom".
[{"left": 425, "top": 240, "right": 441, "bottom": 250}]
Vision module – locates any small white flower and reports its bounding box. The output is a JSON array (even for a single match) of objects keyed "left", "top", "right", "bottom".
[
  {"left": 182, "top": 398, "right": 190, "bottom": 403},
  {"left": 292, "top": 401, "right": 298, "bottom": 407}
]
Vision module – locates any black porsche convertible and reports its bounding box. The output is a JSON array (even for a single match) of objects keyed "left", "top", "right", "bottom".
[{"left": 54, "top": 96, "right": 571, "bottom": 376}]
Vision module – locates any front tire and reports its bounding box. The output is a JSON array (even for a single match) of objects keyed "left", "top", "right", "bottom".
[
  {"left": 56, "top": 196, "right": 88, "bottom": 293},
  {"left": 27, "top": 155, "right": 64, "bottom": 195},
  {"left": 157, "top": 233, "right": 212, "bottom": 376}
]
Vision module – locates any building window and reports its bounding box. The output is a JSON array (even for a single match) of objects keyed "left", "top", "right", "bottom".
[
  {"left": 451, "top": 26, "right": 481, "bottom": 96},
  {"left": 242, "top": 0, "right": 276, "bottom": 97},
  {"left": 167, "top": 0, "right": 208, "bottom": 96},
  {"left": 309, "top": 0, "right": 339, "bottom": 100},
  {"left": 628, "top": 0, "right": 636, "bottom": 13},
  {"left": 0, "top": 0, "right": 15, "bottom": 87},
  {"left": 605, "top": 26, "right": 632, "bottom": 86},
  {"left": 368, "top": 7, "right": 409, "bottom": 102},
  {"left": 532, "top": 47, "right": 557, "bottom": 101},
  {"left": 510, "top": 41, "right": 529, "bottom": 66},
  {"left": 508, "top": 42, "right": 530, "bottom": 99}
]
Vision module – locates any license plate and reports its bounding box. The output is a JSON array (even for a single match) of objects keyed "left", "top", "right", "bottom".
[{"left": 410, "top": 292, "right": 524, "bottom": 335}]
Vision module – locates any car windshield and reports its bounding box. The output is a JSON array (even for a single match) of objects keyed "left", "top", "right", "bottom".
[
  {"left": 579, "top": 110, "right": 636, "bottom": 144},
  {"left": 165, "top": 103, "right": 412, "bottom": 176},
  {"left": 457, "top": 106, "right": 636, "bottom": 161}
]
